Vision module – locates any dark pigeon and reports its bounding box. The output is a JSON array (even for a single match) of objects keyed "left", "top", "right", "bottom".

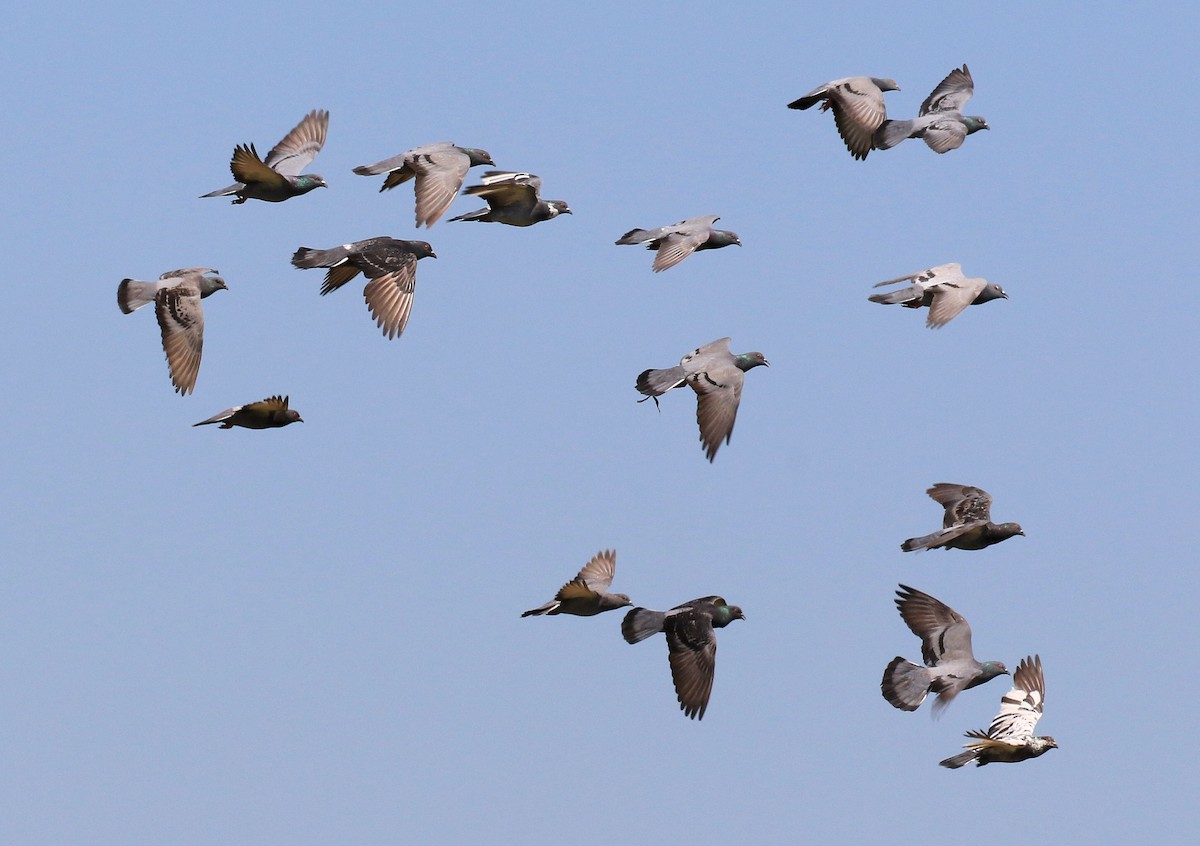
[
  {"left": 521, "top": 549, "right": 632, "bottom": 617},
  {"left": 941, "top": 655, "right": 1058, "bottom": 768},
  {"left": 448, "top": 171, "right": 571, "bottom": 226},
  {"left": 201, "top": 109, "right": 329, "bottom": 203},
  {"left": 869, "top": 262, "right": 1007, "bottom": 328},
  {"left": 353, "top": 142, "right": 494, "bottom": 227},
  {"left": 193, "top": 395, "right": 303, "bottom": 429},
  {"left": 787, "top": 76, "right": 900, "bottom": 160},
  {"left": 874, "top": 65, "right": 988, "bottom": 153},
  {"left": 901, "top": 483, "right": 1024, "bottom": 552},
  {"left": 615, "top": 215, "right": 741, "bottom": 272}
]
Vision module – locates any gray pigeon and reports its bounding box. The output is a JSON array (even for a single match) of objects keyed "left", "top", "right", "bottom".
[
  {"left": 881, "top": 584, "right": 1008, "bottom": 715},
  {"left": 119, "top": 268, "right": 228, "bottom": 395},
  {"left": 622, "top": 596, "right": 745, "bottom": 720},
  {"left": 193, "top": 395, "right": 303, "bottom": 429},
  {"left": 448, "top": 171, "right": 571, "bottom": 226},
  {"left": 869, "top": 262, "right": 1007, "bottom": 328},
  {"left": 615, "top": 216, "right": 741, "bottom": 272},
  {"left": 201, "top": 109, "right": 329, "bottom": 203},
  {"left": 874, "top": 65, "right": 988, "bottom": 153},
  {"left": 901, "top": 483, "right": 1024, "bottom": 552},
  {"left": 787, "top": 76, "right": 900, "bottom": 160},
  {"left": 636, "top": 338, "right": 769, "bottom": 462},
  {"left": 353, "top": 142, "right": 495, "bottom": 227},
  {"left": 940, "top": 655, "right": 1058, "bottom": 768},
  {"left": 521, "top": 549, "right": 632, "bottom": 617},
  {"left": 291, "top": 237, "right": 436, "bottom": 339}
]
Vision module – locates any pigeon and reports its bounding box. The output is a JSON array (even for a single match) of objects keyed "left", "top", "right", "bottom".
[
  {"left": 636, "top": 338, "right": 768, "bottom": 462},
  {"left": 291, "top": 237, "right": 436, "bottom": 339},
  {"left": 874, "top": 64, "right": 988, "bottom": 153},
  {"left": 615, "top": 216, "right": 741, "bottom": 272},
  {"left": 901, "top": 483, "right": 1024, "bottom": 552},
  {"left": 447, "top": 171, "right": 571, "bottom": 226},
  {"left": 353, "top": 142, "right": 495, "bottom": 227},
  {"left": 201, "top": 109, "right": 329, "bottom": 203},
  {"left": 119, "top": 268, "right": 227, "bottom": 395},
  {"left": 881, "top": 584, "right": 1008, "bottom": 715},
  {"left": 622, "top": 596, "right": 744, "bottom": 720},
  {"left": 193, "top": 395, "right": 303, "bottom": 429},
  {"left": 940, "top": 655, "right": 1058, "bottom": 768},
  {"left": 869, "top": 262, "right": 1007, "bottom": 328},
  {"left": 521, "top": 549, "right": 632, "bottom": 617},
  {"left": 787, "top": 76, "right": 900, "bottom": 160}
]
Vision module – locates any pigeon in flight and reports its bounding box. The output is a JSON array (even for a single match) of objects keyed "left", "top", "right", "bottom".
[
  {"left": 787, "top": 75, "right": 899, "bottom": 160},
  {"left": 940, "top": 655, "right": 1058, "bottom": 768},
  {"left": 869, "top": 262, "right": 1007, "bottom": 328},
  {"left": 448, "top": 171, "right": 571, "bottom": 226},
  {"left": 119, "top": 268, "right": 227, "bottom": 395},
  {"left": 521, "top": 549, "right": 632, "bottom": 617},
  {"left": 881, "top": 584, "right": 1008, "bottom": 715},
  {"left": 193, "top": 395, "right": 303, "bottom": 429},
  {"left": 874, "top": 65, "right": 988, "bottom": 153},
  {"left": 201, "top": 109, "right": 329, "bottom": 203},
  {"left": 901, "top": 483, "right": 1024, "bottom": 552},
  {"left": 291, "top": 237, "right": 436, "bottom": 339},
  {"left": 622, "top": 596, "right": 744, "bottom": 720},
  {"left": 636, "top": 338, "right": 768, "bottom": 462},
  {"left": 353, "top": 142, "right": 494, "bottom": 227},
  {"left": 615, "top": 216, "right": 741, "bottom": 272}
]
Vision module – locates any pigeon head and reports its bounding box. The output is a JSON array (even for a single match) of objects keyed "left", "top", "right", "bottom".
[
  {"left": 963, "top": 116, "right": 990, "bottom": 134},
  {"left": 294, "top": 174, "right": 328, "bottom": 193},
  {"left": 612, "top": 593, "right": 634, "bottom": 609},
  {"left": 464, "top": 148, "right": 495, "bottom": 167},
  {"left": 735, "top": 352, "right": 769, "bottom": 372},
  {"left": 994, "top": 522, "right": 1024, "bottom": 540},
  {"left": 548, "top": 200, "right": 572, "bottom": 217},
  {"left": 712, "top": 603, "right": 745, "bottom": 627},
  {"left": 406, "top": 241, "right": 437, "bottom": 260},
  {"left": 281, "top": 409, "right": 304, "bottom": 425},
  {"left": 977, "top": 282, "right": 1008, "bottom": 303},
  {"left": 978, "top": 660, "right": 1009, "bottom": 680},
  {"left": 200, "top": 276, "right": 228, "bottom": 297},
  {"left": 708, "top": 230, "right": 742, "bottom": 249},
  {"left": 1035, "top": 737, "right": 1059, "bottom": 753}
]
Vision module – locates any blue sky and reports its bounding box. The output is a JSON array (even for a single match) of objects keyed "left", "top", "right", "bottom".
[{"left": 3, "top": 2, "right": 1196, "bottom": 843}]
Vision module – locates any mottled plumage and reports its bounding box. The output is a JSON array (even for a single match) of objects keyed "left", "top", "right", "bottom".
[
  {"left": 193, "top": 395, "right": 303, "bottom": 429},
  {"left": 869, "top": 262, "right": 1007, "bottom": 328},
  {"left": 201, "top": 110, "right": 329, "bottom": 203},
  {"left": 941, "top": 655, "right": 1058, "bottom": 768},
  {"left": 874, "top": 65, "right": 988, "bottom": 153},
  {"left": 901, "top": 483, "right": 1024, "bottom": 552},
  {"left": 615, "top": 215, "right": 741, "bottom": 272},
  {"left": 787, "top": 76, "right": 900, "bottom": 160},
  {"left": 291, "top": 237, "right": 436, "bottom": 339},
  {"left": 448, "top": 171, "right": 571, "bottom": 226},
  {"left": 353, "top": 142, "right": 494, "bottom": 227},
  {"left": 521, "top": 549, "right": 632, "bottom": 617}
]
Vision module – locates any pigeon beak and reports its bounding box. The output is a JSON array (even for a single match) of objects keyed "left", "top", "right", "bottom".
[{"left": 295, "top": 416, "right": 304, "bottom": 423}]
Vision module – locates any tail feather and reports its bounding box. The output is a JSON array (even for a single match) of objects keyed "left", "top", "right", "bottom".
[
  {"left": 939, "top": 750, "right": 978, "bottom": 769},
  {"left": 448, "top": 208, "right": 487, "bottom": 223},
  {"left": 873, "top": 119, "right": 915, "bottom": 150},
  {"left": 881, "top": 657, "right": 931, "bottom": 711},
  {"left": 521, "top": 601, "right": 557, "bottom": 618},
  {"left": 868, "top": 284, "right": 921, "bottom": 306},
  {"left": 291, "top": 246, "right": 342, "bottom": 269},
  {"left": 901, "top": 530, "right": 943, "bottom": 552},
  {"left": 636, "top": 366, "right": 686, "bottom": 398},
  {"left": 200, "top": 183, "right": 240, "bottom": 198},
  {"left": 621, "top": 608, "right": 666, "bottom": 644},
  {"left": 117, "top": 278, "right": 163, "bottom": 314},
  {"left": 616, "top": 228, "right": 651, "bottom": 245}
]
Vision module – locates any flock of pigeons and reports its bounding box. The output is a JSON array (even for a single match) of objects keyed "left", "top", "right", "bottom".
[{"left": 113, "top": 63, "right": 1055, "bottom": 766}]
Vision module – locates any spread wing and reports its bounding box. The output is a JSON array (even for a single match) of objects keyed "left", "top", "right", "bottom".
[
  {"left": 155, "top": 286, "right": 206, "bottom": 395},
  {"left": 362, "top": 266, "right": 417, "bottom": 340},
  {"left": 927, "top": 275, "right": 987, "bottom": 328},
  {"left": 411, "top": 146, "right": 472, "bottom": 227},
  {"left": 927, "top": 483, "right": 993, "bottom": 526},
  {"left": 983, "top": 655, "right": 1046, "bottom": 743},
  {"left": 568, "top": 549, "right": 617, "bottom": 593},
  {"left": 264, "top": 109, "right": 328, "bottom": 176},
  {"left": 920, "top": 65, "right": 974, "bottom": 115},
  {"left": 689, "top": 362, "right": 745, "bottom": 462},
  {"left": 230, "top": 144, "right": 286, "bottom": 189},
  {"left": 895, "top": 584, "right": 975, "bottom": 665},
  {"left": 664, "top": 606, "right": 718, "bottom": 720}
]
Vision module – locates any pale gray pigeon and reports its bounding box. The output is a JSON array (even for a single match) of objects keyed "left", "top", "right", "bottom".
[
  {"left": 874, "top": 65, "right": 988, "bottom": 153},
  {"left": 521, "top": 549, "right": 632, "bottom": 617},
  {"left": 201, "top": 109, "right": 329, "bottom": 203},
  {"left": 119, "top": 268, "right": 228, "bottom": 395},
  {"left": 193, "top": 395, "right": 303, "bottom": 429},
  {"left": 636, "top": 338, "right": 768, "bottom": 462},
  {"left": 787, "top": 76, "right": 900, "bottom": 160},
  {"left": 901, "top": 483, "right": 1024, "bottom": 552},
  {"left": 615, "top": 216, "right": 741, "bottom": 272},
  {"left": 869, "top": 262, "right": 1007, "bottom": 328},
  {"left": 447, "top": 171, "right": 571, "bottom": 226},
  {"left": 622, "top": 596, "right": 744, "bottom": 720},
  {"left": 353, "top": 142, "right": 495, "bottom": 227},
  {"left": 291, "top": 237, "right": 436, "bottom": 339},
  {"left": 881, "top": 584, "right": 1008, "bottom": 715},
  {"left": 941, "top": 655, "right": 1058, "bottom": 768}
]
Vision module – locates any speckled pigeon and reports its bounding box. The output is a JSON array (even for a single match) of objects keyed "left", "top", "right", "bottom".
[
  {"left": 521, "top": 549, "right": 632, "bottom": 617},
  {"left": 881, "top": 584, "right": 1008, "bottom": 715},
  {"left": 941, "top": 655, "right": 1058, "bottom": 768},
  {"left": 193, "top": 395, "right": 302, "bottom": 429},
  {"left": 615, "top": 216, "right": 741, "bottom": 272},
  {"left": 787, "top": 76, "right": 899, "bottom": 160},
  {"left": 869, "top": 262, "right": 1007, "bottom": 328},
  {"left": 447, "top": 171, "right": 571, "bottom": 226},
  {"left": 353, "top": 142, "right": 494, "bottom": 227},
  {"left": 874, "top": 65, "right": 988, "bottom": 153},
  {"left": 622, "top": 596, "right": 744, "bottom": 720},
  {"left": 901, "top": 483, "right": 1024, "bottom": 552},
  {"left": 119, "top": 268, "right": 227, "bottom": 395},
  {"left": 636, "top": 337, "right": 768, "bottom": 462},
  {"left": 291, "top": 237, "right": 436, "bottom": 339},
  {"left": 201, "top": 109, "right": 329, "bottom": 203}
]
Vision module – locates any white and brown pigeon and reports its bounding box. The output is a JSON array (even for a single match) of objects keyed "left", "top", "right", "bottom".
[
  {"left": 448, "top": 171, "right": 570, "bottom": 226},
  {"left": 353, "top": 142, "right": 494, "bottom": 227}
]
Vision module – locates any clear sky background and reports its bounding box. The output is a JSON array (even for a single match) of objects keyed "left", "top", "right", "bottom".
[{"left": 3, "top": 2, "right": 1197, "bottom": 844}]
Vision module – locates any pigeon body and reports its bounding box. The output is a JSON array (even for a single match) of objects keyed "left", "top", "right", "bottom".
[
  {"left": 202, "top": 110, "right": 329, "bottom": 203},
  {"left": 622, "top": 596, "right": 744, "bottom": 720},
  {"left": 354, "top": 142, "right": 494, "bottom": 227},
  {"left": 118, "top": 267, "right": 221, "bottom": 314},
  {"left": 901, "top": 483, "right": 1024, "bottom": 552},
  {"left": 291, "top": 237, "right": 436, "bottom": 339},
  {"left": 787, "top": 76, "right": 899, "bottom": 160},
  {"left": 448, "top": 171, "right": 571, "bottom": 226},
  {"left": 615, "top": 216, "right": 741, "bottom": 272},
  {"left": 874, "top": 65, "right": 988, "bottom": 153},
  {"left": 881, "top": 584, "right": 1008, "bottom": 715},
  {"left": 636, "top": 338, "right": 768, "bottom": 462},
  {"left": 193, "top": 395, "right": 302, "bottom": 429},
  {"left": 521, "top": 549, "right": 632, "bottom": 617},
  {"left": 941, "top": 655, "right": 1057, "bottom": 768},
  {"left": 869, "top": 262, "right": 1007, "bottom": 328}
]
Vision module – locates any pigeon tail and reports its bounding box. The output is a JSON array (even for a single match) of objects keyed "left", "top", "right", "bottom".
[
  {"left": 447, "top": 208, "right": 489, "bottom": 223},
  {"left": 636, "top": 367, "right": 686, "bottom": 398},
  {"left": 118, "top": 279, "right": 162, "bottom": 314},
  {"left": 900, "top": 530, "right": 943, "bottom": 552},
  {"left": 868, "top": 286, "right": 920, "bottom": 306},
  {"left": 881, "top": 657, "right": 931, "bottom": 711},
  {"left": 520, "top": 602, "right": 558, "bottom": 618},
  {"left": 291, "top": 246, "right": 339, "bottom": 269},
  {"left": 200, "top": 183, "right": 242, "bottom": 199},
  {"left": 621, "top": 607, "right": 667, "bottom": 644},
  {"left": 615, "top": 228, "right": 652, "bottom": 245},
  {"left": 873, "top": 119, "right": 915, "bottom": 150},
  {"left": 939, "top": 750, "right": 977, "bottom": 769}
]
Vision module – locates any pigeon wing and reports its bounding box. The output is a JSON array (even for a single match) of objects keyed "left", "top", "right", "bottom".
[
  {"left": 927, "top": 276, "right": 987, "bottom": 328},
  {"left": 571, "top": 549, "right": 617, "bottom": 593},
  {"left": 984, "top": 655, "right": 1046, "bottom": 743},
  {"left": 920, "top": 117, "right": 969, "bottom": 154},
  {"left": 829, "top": 78, "right": 890, "bottom": 159},
  {"left": 264, "top": 109, "right": 328, "bottom": 176},
  {"left": 690, "top": 362, "right": 745, "bottom": 462},
  {"left": 362, "top": 265, "right": 417, "bottom": 340},
  {"left": 664, "top": 606, "right": 718, "bottom": 719},
  {"left": 412, "top": 146, "right": 472, "bottom": 227},
  {"left": 895, "top": 584, "right": 976, "bottom": 665},
  {"left": 928, "top": 483, "right": 994, "bottom": 526},
  {"left": 920, "top": 65, "right": 974, "bottom": 115},
  {"left": 230, "top": 144, "right": 287, "bottom": 190},
  {"left": 155, "top": 286, "right": 206, "bottom": 395}
]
